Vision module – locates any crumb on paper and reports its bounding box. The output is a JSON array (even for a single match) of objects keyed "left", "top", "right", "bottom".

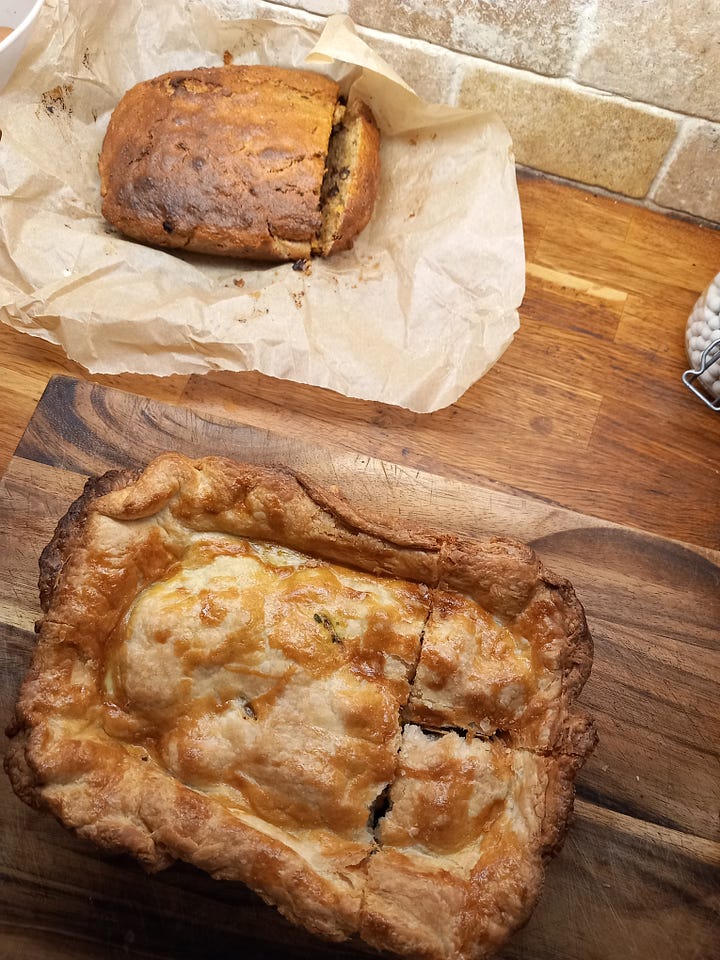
[
  {"left": 292, "top": 292, "right": 304, "bottom": 309},
  {"left": 223, "top": 50, "right": 233, "bottom": 65},
  {"left": 41, "top": 84, "right": 74, "bottom": 117},
  {"left": 233, "top": 277, "right": 245, "bottom": 288}
]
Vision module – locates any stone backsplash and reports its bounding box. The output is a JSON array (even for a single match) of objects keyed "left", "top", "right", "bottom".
[{"left": 261, "top": 0, "right": 720, "bottom": 227}]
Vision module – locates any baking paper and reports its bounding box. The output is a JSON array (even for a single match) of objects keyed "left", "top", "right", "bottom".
[{"left": 0, "top": 0, "right": 525, "bottom": 412}]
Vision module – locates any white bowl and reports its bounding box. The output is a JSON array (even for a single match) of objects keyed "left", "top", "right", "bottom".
[{"left": 0, "top": 0, "right": 44, "bottom": 92}]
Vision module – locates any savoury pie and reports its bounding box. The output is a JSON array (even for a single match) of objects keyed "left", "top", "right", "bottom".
[{"left": 5, "top": 454, "right": 596, "bottom": 959}]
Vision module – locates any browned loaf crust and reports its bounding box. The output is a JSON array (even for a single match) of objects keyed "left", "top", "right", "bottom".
[
  {"left": 98, "top": 66, "right": 381, "bottom": 261},
  {"left": 5, "top": 454, "right": 596, "bottom": 960}
]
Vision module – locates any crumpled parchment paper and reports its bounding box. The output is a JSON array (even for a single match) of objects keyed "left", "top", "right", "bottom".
[{"left": 0, "top": 0, "right": 525, "bottom": 412}]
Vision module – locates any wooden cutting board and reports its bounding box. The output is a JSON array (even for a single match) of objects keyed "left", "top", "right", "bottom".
[{"left": 1, "top": 376, "right": 718, "bottom": 960}]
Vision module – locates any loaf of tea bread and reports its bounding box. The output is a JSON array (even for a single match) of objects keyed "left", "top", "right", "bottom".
[{"left": 99, "top": 65, "right": 381, "bottom": 261}]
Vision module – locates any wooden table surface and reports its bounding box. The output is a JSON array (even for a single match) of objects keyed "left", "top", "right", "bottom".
[
  {"left": 1, "top": 174, "right": 719, "bottom": 960},
  {"left": 4, "top": 175, "right": 720, "bottom": 549}
]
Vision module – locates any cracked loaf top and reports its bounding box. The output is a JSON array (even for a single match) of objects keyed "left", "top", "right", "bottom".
[
  {"left": 5, "top": 454, "right": 596, "bottom": 960},
  {"left": 98, "top": 66, "right": 381, "bottom": 262}
]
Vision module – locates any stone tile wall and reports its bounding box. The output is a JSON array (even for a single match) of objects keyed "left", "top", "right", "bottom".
[{"left": 262, "top": 0, "right": 720, "bottom": 227}]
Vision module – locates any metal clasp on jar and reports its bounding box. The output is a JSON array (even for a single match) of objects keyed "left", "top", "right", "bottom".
[
  {"left": 683, "top": 273, "right": 720, "bottom": 411},
  {"left": 683, "top": 337, "right": 720, "bottom": 410}
]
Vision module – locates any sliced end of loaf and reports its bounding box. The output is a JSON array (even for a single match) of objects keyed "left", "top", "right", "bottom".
[{"left": 315, "top": 100, "right": 381, "bottom": 257}]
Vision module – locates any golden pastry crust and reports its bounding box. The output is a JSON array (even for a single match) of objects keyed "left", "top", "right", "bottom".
[
  {"left": 5, "top": 454, "right": 596, "bottom": 959},
  {"left": 99, "top": 66, "right": 381, "bottom": 261}
]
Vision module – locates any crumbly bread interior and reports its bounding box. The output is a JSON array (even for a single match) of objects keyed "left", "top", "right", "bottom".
[
  {"left": 316, "top": 100, "right": 380, "bottom": 256},
  {"left": 317, "top": 107, "right": 355, "bottom": 253}
]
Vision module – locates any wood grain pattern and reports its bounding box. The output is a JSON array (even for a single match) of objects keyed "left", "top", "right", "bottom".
[{"left": 1, "top": 377, "right": 718, "bottom": 960}]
